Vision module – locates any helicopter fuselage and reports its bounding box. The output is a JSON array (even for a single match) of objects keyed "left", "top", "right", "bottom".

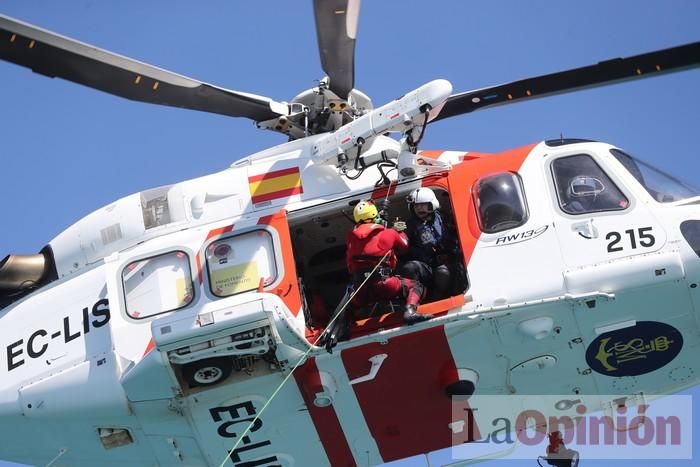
[{"left": 0, "top": 138, "right": 699, "bottom": 466}]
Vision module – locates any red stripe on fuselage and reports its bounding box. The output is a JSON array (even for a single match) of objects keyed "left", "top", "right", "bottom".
[
  {"left": 248, "top": 166, "right": 300, "bottom": 182},
  {"left": 293, "top": 358, "right": 356, "bottom": 467},
  {"left": 370, "top": 183, "right": 398, "bottom": 202},
  {"left": 341, "top": 325, "right": 477, "bottom": 462}
]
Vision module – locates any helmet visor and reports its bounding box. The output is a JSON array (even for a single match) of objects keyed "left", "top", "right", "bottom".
[{"left": 570, "top": 176, "right": 605, "bottom": 197}]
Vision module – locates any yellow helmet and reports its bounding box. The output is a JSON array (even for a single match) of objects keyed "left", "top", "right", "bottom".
[{"left": 353, "top": 200, "right": 378, "bottom": 223}]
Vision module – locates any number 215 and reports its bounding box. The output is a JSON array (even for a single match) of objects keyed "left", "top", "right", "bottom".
[{"left": 606, "top": 227, "right": 655, "bottom": 253}]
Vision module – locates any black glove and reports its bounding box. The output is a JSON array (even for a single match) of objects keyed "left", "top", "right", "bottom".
[
  {"left": 376, "top": 198, "right": 390, "bottom": 212},
  {"left": 322, "top": 314, "right": 350, "bottom": 353},
  {"left": 323, "top": 331, "right": 338, "bottom": 354}
]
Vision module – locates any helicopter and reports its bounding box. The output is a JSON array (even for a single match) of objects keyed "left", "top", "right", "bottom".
[{"left": 1, "top": 1, "right": 700, "bottom": 467}]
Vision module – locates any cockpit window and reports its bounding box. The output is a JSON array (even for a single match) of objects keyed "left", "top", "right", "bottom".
[
  {"left": 474, "top": 172, "right": 529, "bottom": 233},
  {"left": 122, "top": 251, "right": 194, "bottom": 319},
  {"left": 206, "top": 230, "right": 277, "bottom": 297},
  {"left": 610, "top": 149, "right": 700, "bottom": 203},
  {"left": 552, "top": 154, "right": 629, "bottom": 215}
]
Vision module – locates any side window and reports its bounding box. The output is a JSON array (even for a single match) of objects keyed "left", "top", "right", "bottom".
[
  {"left": 475, "top": 172, "right": 528, "bottom": 233},
  {"left": 206, "top": 230, "right": 278, "bottom": 297},
  {"left": 122, "top": 251, "right": 194, "bottom": 319},
  {"left": 552, "top": 154, "right": 629, "bottom": 215}
]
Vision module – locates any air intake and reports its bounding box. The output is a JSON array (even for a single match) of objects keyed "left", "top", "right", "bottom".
[{"left": 0, "top": 253, "right": 48, "bottom": 291}]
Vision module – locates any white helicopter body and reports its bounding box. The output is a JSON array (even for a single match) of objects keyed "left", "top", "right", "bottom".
[
  {"left": 2, "top": 135, "right": 700, "bottom": 466},
  {"left": 1, "top": 2, "right": 699, "bottom": 466}
]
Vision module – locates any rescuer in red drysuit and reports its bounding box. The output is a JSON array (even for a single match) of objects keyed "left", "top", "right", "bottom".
[{"left": 345, "top": 199, "right": 432, "bottom": 324}]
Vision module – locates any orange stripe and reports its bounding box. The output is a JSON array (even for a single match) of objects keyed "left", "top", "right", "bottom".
[
  {"left": 142, "top": 338, "right": 155, "bottom": 357},
  {"left": 259, "top": 210, "right": 302, "bottom": 316},
  {"left": 420, "top": 173, "right": 449, "bottom": 190},
  {"left": 448, "top": 144, "right": 535, "bottom": 265},
  {"left": 417, "top": 293, "right": 465, "bottom": 316},
  {"left": 248, "top": 166, "right": 300, "bottom": 183},
  {"left": 251, "top": 186, "right": 303, "bottom": 204},
  {"left": 348, "top": 293, "right": 465, "bottom": 339},
  {"left": 256, "top": 214, "right": 274, "bottom": 225}
]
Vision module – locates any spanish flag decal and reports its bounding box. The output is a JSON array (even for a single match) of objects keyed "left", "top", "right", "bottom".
[{"left": 248, "top": 167, "right": 303, "bottom": 204}]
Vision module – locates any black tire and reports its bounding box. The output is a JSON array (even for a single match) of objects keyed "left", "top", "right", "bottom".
[{"left": 182, "top": 357, "right": 232, "bottom": 387}]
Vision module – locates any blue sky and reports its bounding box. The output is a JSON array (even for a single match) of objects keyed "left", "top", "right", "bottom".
[{"left": 0, "top": 1, "right": 699, "bottom": 466}]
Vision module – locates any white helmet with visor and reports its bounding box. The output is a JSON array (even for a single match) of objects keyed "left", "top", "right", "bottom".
[{"left": 407, "top": 187, "right": 439, "bottom": 211}]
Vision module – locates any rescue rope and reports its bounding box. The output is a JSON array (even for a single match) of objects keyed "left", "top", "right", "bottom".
[
  {"left": 45, "top": 448, "right": 67, "bottom": 467},
  {"left": 218, "top": 251, "right": 391, "bottom": 467}
]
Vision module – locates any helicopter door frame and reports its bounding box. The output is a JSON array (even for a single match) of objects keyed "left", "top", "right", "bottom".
[
  {"left": 255, "top": 209, "right": 304, "bottom": 319},
  {"left": 546, "top": 149, "right": 668, "bottom": 271},
  {"left": 445, "top": 145, "right": 569, "bottom": 307},
  {"left": 404, "top": 177, "right": 471, "bottom": 311}
]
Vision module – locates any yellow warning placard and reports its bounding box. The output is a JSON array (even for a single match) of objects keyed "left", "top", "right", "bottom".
[
  {"left": 175, "top": 277, "right": 193, "bottom": 307},
  {"left": 211, "top": 262, "right": 259, "bottom": 296}
]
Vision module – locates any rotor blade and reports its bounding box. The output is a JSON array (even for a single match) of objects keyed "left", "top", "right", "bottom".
[
  {"left": 0, "top": 15, "right": 287, "bottom": 122},
  {"left": 433, "top": 41, "right": 700, "bottom": 122},
  {"left": 313, "top": 0, "right": 360, "bottom": 99}
]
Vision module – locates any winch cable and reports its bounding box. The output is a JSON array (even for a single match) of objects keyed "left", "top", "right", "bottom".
[
  {"left": 218, "top": 250, "right": 391, "bottom": 467},
  {"left": 383, "top": 175, "right": 395, "bottom": 204},
  {"left": 377, "top": 173, "right": 398, "bottom": 223}
]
